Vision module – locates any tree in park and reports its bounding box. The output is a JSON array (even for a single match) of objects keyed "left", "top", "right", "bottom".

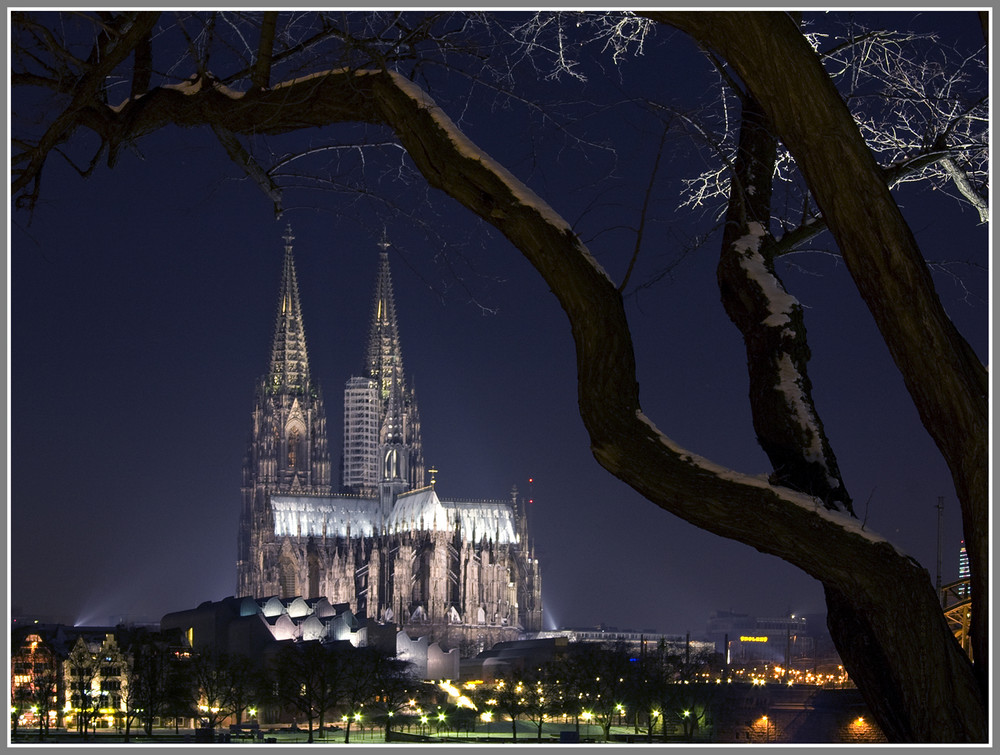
[
  {"left": 223, "top": 653, "right": 262, "bottom": 726},
  {"left": 23, "top": 665, "right": 57, "bottom": 740},
  {"left": 363, "top": 649, "right": 417, "bottom": 742},
  {"left": 10, "top": 11, "right": 988, "bottom": 741},
  {"left": 186, "top": 649, "right": 258, "bottom": 731},
  {"left": 270, "top": 641, "right": 348, "bottom": 743},
  {"left": 474, "top": 671, "right": 531, "bottom": 740},
  {"left": 567, "top": 643, "right": 634, "bottom": 741},
  {"left": 506, "top": 663, "right": 564, "bottom": 741},
  {"left": 338, "top": 646, "right": 378, "bottom": 743},
  {"left": 120, "top": 627, "right": 184, "bottom": 739},
  {"left": 11, "top": 684, "right": 32, "bottom": 737}
]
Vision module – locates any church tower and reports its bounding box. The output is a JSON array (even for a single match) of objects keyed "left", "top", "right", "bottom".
[
  {"left": 237, "top": 227, "right": 332, "bottom": 599},
  {"left": 342, "top": 236, "right": 424, "bottom": 498}
]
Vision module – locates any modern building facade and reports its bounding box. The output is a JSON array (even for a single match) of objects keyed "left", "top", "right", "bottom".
[
  {"left": 958, "top": 540, "right": 970, "bottom": 597},
  {"left": 706, "top": 610, "right": 815, "bottom": 665},
  {"left": 236, "top": 229, "right": 542, "bottom": 654}
]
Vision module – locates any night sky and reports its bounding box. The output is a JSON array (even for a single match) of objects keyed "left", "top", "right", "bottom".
[{"left": 10, "top": 11, "right": 988, "bottom": 638}]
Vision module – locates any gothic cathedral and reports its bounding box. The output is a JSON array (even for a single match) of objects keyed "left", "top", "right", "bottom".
[{"left": 237, "top": 229, "right": 543, "bottom": 652}]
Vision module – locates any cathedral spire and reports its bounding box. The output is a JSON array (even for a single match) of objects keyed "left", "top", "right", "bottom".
[
  {"left": 366, "top": 235, "right": 404, "bottom": 401},
  {"left": 268, "top": 225, "right": 311, "bottom": 393}
]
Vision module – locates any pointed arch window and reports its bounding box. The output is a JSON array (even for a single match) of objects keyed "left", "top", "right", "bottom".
[
  {"left": 288, "top": 428, "right": 301, "bottom": 469},
  {"left": 279, "top": 559, "right": 297, "bottom": 600},
  {"left": 384, "top": 448, "right": 400, "bottom": 480}
]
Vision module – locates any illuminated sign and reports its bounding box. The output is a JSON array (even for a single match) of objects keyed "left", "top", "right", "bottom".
[{"left": 740, "top": 635, "right": 769, "bottom": 643}]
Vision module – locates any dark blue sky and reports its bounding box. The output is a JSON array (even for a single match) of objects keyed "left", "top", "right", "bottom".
[{"left": 10, "top": 11, "right": 988, "bottom": 636}]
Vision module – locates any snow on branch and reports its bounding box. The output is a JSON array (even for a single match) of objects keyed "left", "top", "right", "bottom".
[
  {"left": 633, "top": 412, "right": 894, "bottom": 551},
  {"left": 731, "top": 222, "right": 798, "bottom": 327}
]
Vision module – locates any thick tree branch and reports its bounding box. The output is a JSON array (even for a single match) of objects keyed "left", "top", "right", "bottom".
[
  {"left": 130, "top": 27, "right": 153, "bottom": 99},
  {"left": 769, "top": 149, "right": 973, "bottom": 258},
  {"left": 939, "top": 155, "right": 989, "bottom": 222},
  {"left": 251, "top": 12, "right": 278, "bottom": 92},
  {"left": 210, "top": 123, "right": 283, "bottom": 216}
]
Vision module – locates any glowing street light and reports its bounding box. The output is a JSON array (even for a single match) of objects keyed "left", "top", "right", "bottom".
[{"left": 757, "top": 715, "right": 774, "bottom": 743}]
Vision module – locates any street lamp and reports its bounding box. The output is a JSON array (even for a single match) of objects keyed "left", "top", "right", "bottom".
[{"left": 758, "top": 715, "right": 773, "bottom": 743}]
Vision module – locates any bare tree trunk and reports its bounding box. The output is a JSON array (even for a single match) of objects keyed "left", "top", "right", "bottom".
[{"left": 716, "top": 94, "right": 852, "bottom": 513}]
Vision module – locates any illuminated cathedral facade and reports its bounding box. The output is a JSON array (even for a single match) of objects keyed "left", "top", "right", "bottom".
[{"left": 236, "top": 229, "right": 542, "bottom": 653}]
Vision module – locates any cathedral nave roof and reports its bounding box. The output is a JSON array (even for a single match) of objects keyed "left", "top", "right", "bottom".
[{"left": 270, "top": 488, "right": 517, "bottom": 545}]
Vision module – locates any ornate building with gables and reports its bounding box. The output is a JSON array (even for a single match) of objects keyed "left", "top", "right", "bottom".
[{"left": 236, "top": 229, "right": 542, "bottom": 654}]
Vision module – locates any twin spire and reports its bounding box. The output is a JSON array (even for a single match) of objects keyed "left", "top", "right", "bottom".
[{"left": 267, "top": 225, "right": 408, "bottom": 399}]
